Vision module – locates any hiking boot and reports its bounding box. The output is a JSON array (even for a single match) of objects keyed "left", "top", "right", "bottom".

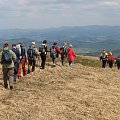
[
  {"left": 18, "top": 76, "right": 21, "bottom": 79},
  {"left": 13, "top": 81, "right": 16, "bottom": 84},
  {"left": 4, "top": 84, "right": 8, "bottom": 89},
  {"left": 4, "top": 86, "right": 8, "bottom": 89},
  {"left": 27, "top": 70, "right": 30, "bottom": 74},
  {"left": 40, "top": 67, "right": 44, "bottom": 69},
  {"left": 53, "top": 64, "right": 56, "bottom": 67},
  {"left": 10, "top": 86, "right": 13, "bottom": 90}
]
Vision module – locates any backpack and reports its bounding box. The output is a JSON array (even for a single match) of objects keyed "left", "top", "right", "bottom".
[
  {"left": 60, "top": 47, "right": 67, "bottom": 57},
  {"left": 108, "top": 55, "right": 114, "bottom": 62},
  {"left": 101, "top": 53, "right": 107, "bottom": 60},
  {"left": 2, "top": 50, "right": 12, "bottom": 64},
  {"left": 102, "top": 54, "right": 106, "bottom": 59},
  {"left": 50, "top": 48, "right": 57, "bottom": 58},
  {"left": 41, "top": 47, "right": 45, "bottom": 53},
  {"left": 55, "top": 47, "right": 60, "bottom": 58},
  {"left": 27, "top": 48, "right": 34, "bottom": 60},
  {"left": 116, "top": 58, "right": 120, "bottom": 64},
  {"left": 11, "top": 48, "right": 20, "bottom": 60},
  {"left": 39, "top": 44, "right": 47, "bottom": 54}
]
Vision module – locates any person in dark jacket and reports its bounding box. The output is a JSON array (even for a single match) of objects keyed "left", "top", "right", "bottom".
[
  {"left": 60, "top": 42, "right": 68, "bottom": 66},
  {"left": 11, "top": 44, "right": 20, "bottom": 83},
  {"left": 115, "top": 55, "right": 120, "bottom": 69},
  {"left": 53, "top": 42, "right": 61, "bottom": 57},
  {"left": 100, "top": 49, "right": 108, "bottom": 68},
  {"left": 50, "top": 45, "right": 57, "bottom": 67},
  {"left": 39, "top": 40, "right": 47, "bottom": 69}
]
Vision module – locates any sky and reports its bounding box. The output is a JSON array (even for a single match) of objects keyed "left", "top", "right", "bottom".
[{"left": 0, "top": 0, "right": 120, "bottom": 29}]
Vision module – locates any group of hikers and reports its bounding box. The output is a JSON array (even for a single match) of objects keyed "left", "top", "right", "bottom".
[
  {"left": 1, "top": 40, "right": 120, "bottom": 90},
  {"left": 0, "top": 40, "right": 76, "bottom": 90},
  {"left": 100, "top": 49, "right": 120, "bottom": 69}
]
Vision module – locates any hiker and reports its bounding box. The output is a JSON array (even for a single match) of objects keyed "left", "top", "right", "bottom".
[
  {"left": 60, "top": 42, "right": 68, "bottom": 66},
  {"left": 27, "top": 42, "right": 39, "bottom": 73},
  {"left": 50, "top": 45, "right": 57, "bottom": 67},
  {"left": 50, "top": 42, "right": 62, "bottom": 67},
  {"left": 115, "top": 56, "right": 120, "bottom": 69},
  {"left": 11, "top": 44, "right": 20, "bottom": 83},
  {"left": 17, "top": 42, "right": 27, "bottom": 78},
  {"left": 0, "top": 43, "right": 16, "bottom": 90},
  {"left": 100, "top": 49, "right": 108, "bottom": 68},
  {"left": 67, "top": 44, "right": 76, "bottom": 66},
  {"left": 53, "top": 42, "right": 61, "bottom": 58},
  {"left": 108, "top": 52, "right": 115, "bottom": 68},
  {"left": 39, "top": 40, "right": 47, "bottom": 69}
]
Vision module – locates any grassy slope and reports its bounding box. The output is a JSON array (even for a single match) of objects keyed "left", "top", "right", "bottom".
[
  {"left": 75, "top": 56, "right": 101, "bottom": 68},
  {"left": 0, "top": 56, "right": 120, "bottom": 120}
]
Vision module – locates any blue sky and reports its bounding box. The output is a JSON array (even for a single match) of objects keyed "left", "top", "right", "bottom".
[{"left": 0, "top": 0, "right": 120, "bottom": 29}]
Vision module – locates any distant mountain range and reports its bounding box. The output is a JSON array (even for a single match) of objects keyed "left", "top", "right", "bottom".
[{"left": 0, "top": 25, "right": 120, "bottom": 56}]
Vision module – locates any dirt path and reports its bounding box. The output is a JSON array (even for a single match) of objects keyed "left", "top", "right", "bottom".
[{"left": 0, "top": 63, "right": 120, "bottom": 120}]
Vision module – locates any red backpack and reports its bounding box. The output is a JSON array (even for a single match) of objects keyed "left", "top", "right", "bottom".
[{"left": 108, "top": 55, "right": 114, "bottom": 62}]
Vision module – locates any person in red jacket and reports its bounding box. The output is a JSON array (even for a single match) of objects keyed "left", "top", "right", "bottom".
[
  {"left": 67, "top": 44, "right": 76, "bottom": 66},
  {"left": 108, "top": 51, "right": 115, "bottom": 68}
]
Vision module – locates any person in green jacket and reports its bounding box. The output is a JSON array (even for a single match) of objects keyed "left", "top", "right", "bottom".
[{"left": 0, "top": 43, "right": 16, "bottom": 90}]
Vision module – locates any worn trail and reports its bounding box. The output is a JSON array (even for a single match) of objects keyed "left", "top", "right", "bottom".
[{"left": 0, "top": 63, "right": 120, "bottom": 120}]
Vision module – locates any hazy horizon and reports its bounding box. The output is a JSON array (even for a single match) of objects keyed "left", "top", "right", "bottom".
[
  {"left": 0, "top": 25, "right": 120, "bottom": 30},
  {"left": 0, "top": 0, "right": 120, "bottom": 29}
]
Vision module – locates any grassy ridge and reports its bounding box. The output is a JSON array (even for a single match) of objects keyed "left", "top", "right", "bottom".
[{"left": 75, "top": 56, "right": 101, "bottom": 68}]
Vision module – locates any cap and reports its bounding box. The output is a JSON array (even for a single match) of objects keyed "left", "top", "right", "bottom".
[
  {"left": 69, "top": 44, "right": 72, "bottom": 48},
  {"left": 32, "top": 42, "right": 35, "bottom": 45}
]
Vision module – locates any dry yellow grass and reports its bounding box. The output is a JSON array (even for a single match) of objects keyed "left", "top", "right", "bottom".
[{"left": 0, "top": 60, "right": 120, "bottom": 120}]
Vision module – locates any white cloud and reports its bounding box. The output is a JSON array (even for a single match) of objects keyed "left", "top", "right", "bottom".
[
  {"left": 100, "top": 1, "right": 120, "bottom": 7},
  {"left": 0, "top": 0, "right": 8, "bottom": 5},
  {"left": 15, "top": 0, "right": 28, "bottom": 5}
]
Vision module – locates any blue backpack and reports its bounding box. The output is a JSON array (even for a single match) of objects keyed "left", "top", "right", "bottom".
[{"left": 2, "top": 50, "right": 12, "bottom": 64}]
